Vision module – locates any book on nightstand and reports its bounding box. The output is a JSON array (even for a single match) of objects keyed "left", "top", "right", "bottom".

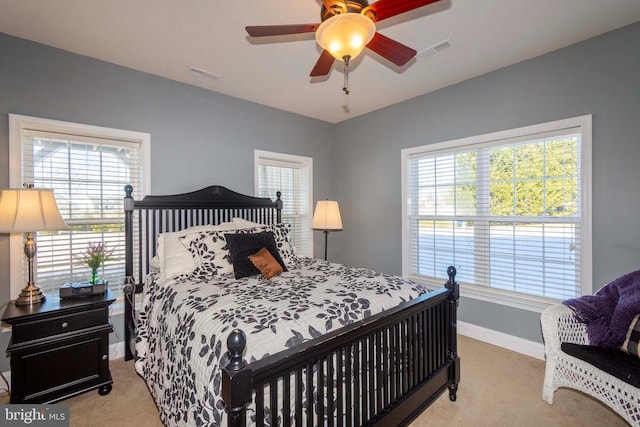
[{"left": 59, "top": 280, "right": 108, "bottom": 299}]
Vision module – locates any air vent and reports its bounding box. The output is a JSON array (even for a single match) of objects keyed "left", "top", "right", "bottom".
[
  {"left": 417, "top": 39, "right": 452, "bottom": 59},
  {"left": 189, "top": 66, "right": 221, "bottom": 80}
]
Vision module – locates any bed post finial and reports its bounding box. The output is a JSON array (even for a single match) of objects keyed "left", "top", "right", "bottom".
[
  {"left": 222, "top": 329, "right": 252, "bottom": 427},
  {"left": 447, "top": 266, "right": 456, "bottom": 283},
  {"left": 445, "top": 266, "right": 459, "bottom": 302},
  {"left": 275, "top": 191, "right": 283, "bottom": 222},
  {"left": 226, "top": 329, "right": 247, "bottom": 371},
  {"left": 124, "top": 185, "right": 134, "bottom": 212}
]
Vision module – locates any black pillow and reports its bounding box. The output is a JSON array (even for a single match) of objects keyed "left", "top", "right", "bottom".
[{"left": 224, "top": 231, "right": 287, "bottom": 279}]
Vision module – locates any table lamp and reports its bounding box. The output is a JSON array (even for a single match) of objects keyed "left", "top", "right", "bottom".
[
  {"left": 312, "top": 200, "right": 343, "bottom": 261},
  {"left": 0, "top": 185, "right": 68, "bottom": 305}
]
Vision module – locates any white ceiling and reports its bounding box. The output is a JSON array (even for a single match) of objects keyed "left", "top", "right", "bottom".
[{"left": 1, "top": 0, "right": 639, "bottom": 123}]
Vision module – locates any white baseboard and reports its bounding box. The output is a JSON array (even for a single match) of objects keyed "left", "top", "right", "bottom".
[
  {"left": 458, "top": 320, "right": 545, "bottom": 360},
  {"left": 109, "top": 341, "right": 126, "bottom": 361}
]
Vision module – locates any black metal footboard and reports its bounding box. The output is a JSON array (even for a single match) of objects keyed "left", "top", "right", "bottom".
[{"left": 222, "top": 267, "right": 460, "bottom": 426}]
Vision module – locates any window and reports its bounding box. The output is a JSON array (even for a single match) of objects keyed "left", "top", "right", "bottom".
[
  {"left": 402, "top": 116, "right": 592, "bottom": 312},
  {"left": 9, "top": 114, "right": 150, "bottom": 300},
  {"left": 255, "top": 150, "right": 313, "bottom": 257}
]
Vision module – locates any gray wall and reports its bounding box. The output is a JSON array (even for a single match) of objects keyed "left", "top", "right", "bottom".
[
  {"left": 0, "top": 31, "right": 335, "bottom": 295},
  {"left": 1, "top": 22, "right": 639, "bottom": 373},
  {"left": 0, "top": 33, "right": 334, "bottom": 370},
  {"left": 331, "top": 22, "right": 640, "bottom": 342}
]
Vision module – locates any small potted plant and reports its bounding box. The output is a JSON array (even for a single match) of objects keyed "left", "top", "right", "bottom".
[{"left": 75, "top": 242, "right": 114, "bottom": 285}]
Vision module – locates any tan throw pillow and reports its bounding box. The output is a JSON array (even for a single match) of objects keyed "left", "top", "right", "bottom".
[{"left": 248, "top": 247, "right": 283, "bottom": 280}]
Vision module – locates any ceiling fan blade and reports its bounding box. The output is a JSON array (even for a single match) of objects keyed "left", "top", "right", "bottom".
[
  {"left": 310, "top": 50, "right": 335, "bottom": 77},
  {"left": 368, "top": 0, "right": 442, "bottom": 22},
  {"left": 246, "top": 24, "right": 319, "bottom": 37},
  {"left": 367, "top": 32, "right": 417, "bottom": 67}
]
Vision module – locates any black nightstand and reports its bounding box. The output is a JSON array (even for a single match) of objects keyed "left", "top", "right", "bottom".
[{"left": 1, "top": 289, "right": 115, "bottom": 403}]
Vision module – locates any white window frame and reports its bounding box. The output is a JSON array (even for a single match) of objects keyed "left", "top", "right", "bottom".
[
  {"left": 401, "top": 115, "right": 592, "bottom": 313},
  {"left": 254, "top": 150, "right": 313, "bottom": 257},
  {"left": 8, "top": 114, "right": 151, "bottom": 301}
]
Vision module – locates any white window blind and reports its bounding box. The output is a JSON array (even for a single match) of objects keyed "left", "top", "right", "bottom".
[
  {"left": 255, "top": 151, "right": 313, "bottom": 257},
  {"left": 10, "top": 115, "right": 148, "bottom": 299},
  {"left": 403, "top": 116, "right": 591, "bottom": 307}
]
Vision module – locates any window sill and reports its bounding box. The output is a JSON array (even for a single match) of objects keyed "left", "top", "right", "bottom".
[{"left": 407, "top": 275, "right": 561, "bottom": 313}]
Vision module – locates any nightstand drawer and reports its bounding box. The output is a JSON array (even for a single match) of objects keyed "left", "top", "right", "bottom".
[{"left": 11, "top": 307, "right": 108, "bottom": 344}]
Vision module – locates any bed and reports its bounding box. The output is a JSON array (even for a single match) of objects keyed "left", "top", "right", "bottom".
[{"left": 122, "top": 185, "right": 460, "bottom": 426}]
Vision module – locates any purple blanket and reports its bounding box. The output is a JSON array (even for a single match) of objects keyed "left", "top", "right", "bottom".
[{"left": 563, "top": 270, "right": 640, "bottom": 348}]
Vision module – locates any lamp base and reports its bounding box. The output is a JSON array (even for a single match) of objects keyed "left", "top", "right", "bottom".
[{"left": 15, "top": 283, "right": 46, "bottom": 306}]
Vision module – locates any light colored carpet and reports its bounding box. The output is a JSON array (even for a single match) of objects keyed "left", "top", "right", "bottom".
[{"left": 1, "top": 335, "right": 628, "bottom": 426}]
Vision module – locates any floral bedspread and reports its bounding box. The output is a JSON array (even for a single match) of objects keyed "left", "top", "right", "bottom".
[{"left": 135, "top": 257, "right": 429, "bottom": 426}]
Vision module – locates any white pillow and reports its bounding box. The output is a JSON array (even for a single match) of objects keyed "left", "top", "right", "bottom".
[
  {"left": 158, "top": 222, "right": 236, "bottom": 279},
  {"left": 150, "top": 255, "right": 161, "bottom": 271},
  {"left": 179, "top": 229, "right": 236, "bottom": 277},
  {"left": 232, "top": 217, "right": 263, "bottom": 229}
]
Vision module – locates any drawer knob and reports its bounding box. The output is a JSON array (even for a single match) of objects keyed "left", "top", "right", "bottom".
[
  {"left": 61, "top": 322, "right": 69, "bottom": 328},
  {"left": 102, "top": 354, "right": 108, "bottom": 360}
]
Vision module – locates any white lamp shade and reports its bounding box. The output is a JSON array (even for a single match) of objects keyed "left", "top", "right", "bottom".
[
  {"left": 0, "top": 188, "right": 68, "bottom": 233},
  {"left": 312, "top": 200, "right": 343, "bottom": 231},
  {"left": 315, "top": 13, "right": 376, "bottom": 61}
]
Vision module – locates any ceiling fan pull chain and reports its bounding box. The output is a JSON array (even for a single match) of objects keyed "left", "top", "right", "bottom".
[{"left": 343, "top": 55, "right": 350, "bottom": 95}]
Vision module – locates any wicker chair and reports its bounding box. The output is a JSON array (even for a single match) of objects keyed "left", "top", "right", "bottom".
[{"left": 541, "top": 304, "right": 640, "bottom": 426}]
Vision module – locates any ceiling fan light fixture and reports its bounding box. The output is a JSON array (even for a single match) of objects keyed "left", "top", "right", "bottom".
[{"left": 315, "top": 13, "right": 376, "bottom": 61}]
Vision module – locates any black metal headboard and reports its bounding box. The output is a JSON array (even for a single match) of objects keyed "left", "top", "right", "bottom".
[{"left": 122, "top": 185, "right": 282, "bottom": 360}]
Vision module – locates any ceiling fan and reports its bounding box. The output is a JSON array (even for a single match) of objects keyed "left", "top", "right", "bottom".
[{"left": 246, "top": 0, "right": 442, "bottom": 94}]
